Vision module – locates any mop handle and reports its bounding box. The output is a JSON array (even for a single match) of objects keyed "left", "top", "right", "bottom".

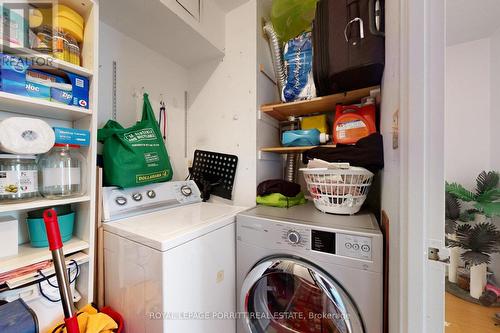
[
  {"left": 43, "top": 209, "right": 63, "bottom": 250},
  {"left": 43, "top": 209, "right": 80, "bottom": 333}
]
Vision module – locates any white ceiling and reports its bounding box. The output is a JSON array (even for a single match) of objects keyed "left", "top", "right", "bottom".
[
  {"left": 212, "top": 0, "right": 249, "bottom": 12},
  {"left": 447, "top": 0, "right": 500, "bottom": 46}
]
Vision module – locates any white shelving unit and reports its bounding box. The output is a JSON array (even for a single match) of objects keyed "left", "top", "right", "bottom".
[
  {"left": 0, "top": 237, "right": 89, "bottom": 274},
  {"left": 0, "top": 0, "right": 98, "bottom": 307},
  {"left": 0, "top": 40, "right": 93, "bottom": 77},
  {"left": 0, "top": 91, "right": 93, "bottom": 121},
  {"left": 0, "top": 195, "right": 91, "bottom": 214}
]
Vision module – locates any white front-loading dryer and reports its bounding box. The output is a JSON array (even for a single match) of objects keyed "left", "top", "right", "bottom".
[{"left": 236, "top": 203, "right": 383, "bottom": 333}]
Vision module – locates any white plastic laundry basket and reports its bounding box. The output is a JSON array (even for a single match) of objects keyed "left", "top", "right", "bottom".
[{"left": 301, "top": 167, "right": 374, "bottom": 215}]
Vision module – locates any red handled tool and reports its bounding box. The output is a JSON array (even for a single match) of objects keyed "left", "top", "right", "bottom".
[{"left": 43, "top": 209, "right": 80, "bottom": 333}]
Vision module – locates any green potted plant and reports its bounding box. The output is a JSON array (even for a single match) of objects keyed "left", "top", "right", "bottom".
[{"left": 446, "top": 171, "right": 500, "bottom": 299}]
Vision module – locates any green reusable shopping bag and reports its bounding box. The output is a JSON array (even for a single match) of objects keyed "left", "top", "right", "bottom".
[{"left": 97, "top": 93, "right": 173, "bottom": 188}]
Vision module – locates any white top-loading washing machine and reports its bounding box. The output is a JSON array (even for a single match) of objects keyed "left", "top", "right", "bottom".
[
  {"left": 236, "top": 203, "right": 383, "bottom": 333},
  {"left": 102, "top": 180, "right": 245, "bottom": 333}
]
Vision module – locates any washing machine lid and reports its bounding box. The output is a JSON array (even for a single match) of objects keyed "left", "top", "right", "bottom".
[
  {"left": 103, "top": 202, "right": 245, "bottom": 251},
  {"left": 239, "top": 202, "right": 380, "bottom": 234}
]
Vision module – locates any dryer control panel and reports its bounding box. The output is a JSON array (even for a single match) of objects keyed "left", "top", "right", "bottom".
[
  {"left": 311, "top": 229, "right": 372, "bottom": 261},
  {"left": 336, "top": 233, "right": 372, "bottom": 261}
]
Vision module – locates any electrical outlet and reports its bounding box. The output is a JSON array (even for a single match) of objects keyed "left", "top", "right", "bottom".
[{"left": 216, "top": 270, "right": 224, "bottom": 283}]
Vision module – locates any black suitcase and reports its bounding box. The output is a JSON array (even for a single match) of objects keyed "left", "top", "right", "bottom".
[{"left": 313, "top": 0, "right": 385, "bottom": 96}]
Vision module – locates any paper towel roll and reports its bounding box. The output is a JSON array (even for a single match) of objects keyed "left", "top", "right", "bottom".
[{"left": 0, "top": 117, "right": 55, "bottom": 154}]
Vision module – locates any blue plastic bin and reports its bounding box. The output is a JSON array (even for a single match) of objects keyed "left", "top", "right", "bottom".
[{"left": 26, "top": 212, "right": 75, "bottom": 247}]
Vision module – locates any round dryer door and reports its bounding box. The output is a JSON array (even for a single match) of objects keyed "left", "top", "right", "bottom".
[{"left": 241, "top": 256, "right": 365, "bottom": 333}]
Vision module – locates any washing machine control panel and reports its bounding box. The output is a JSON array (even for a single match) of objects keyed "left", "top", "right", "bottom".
[
  {"left": 336, "top": 233, "right": 372, "bottom": 261},
  {"left": 102, "top": 180, "right": 202, "bottom": 222}
]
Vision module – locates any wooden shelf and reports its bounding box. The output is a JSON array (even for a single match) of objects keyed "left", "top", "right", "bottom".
[
  {"left": 0, "top": 91, "right": 92, "bottom": 121},
  {"left": 0, "top": 237, "right": 89, "bottom": 274},
  {"left": 0, "top": 41, "right": 93, "bottom": 77},
  {"left": 261, "top": 86, "right": 379, "bottom": 121},
  {"left": 260, "top": 145, "right": 336, "bottom": 154},
  {"left": 0, "top": 195, "right": 91, "bottom": 213}
]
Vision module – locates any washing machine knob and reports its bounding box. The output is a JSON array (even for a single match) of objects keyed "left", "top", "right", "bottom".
[
  {"left": 115, "top": 196, "right": 127, "bottom": 206},
  {"left": 180, "top": 185, "right": 193, "bottom": 197},
  {"left": 132, "top": 193, "right": 143, "bottom": 202},
  {"left": 287, "top": 231, "right": 301, "bottom": 244}
]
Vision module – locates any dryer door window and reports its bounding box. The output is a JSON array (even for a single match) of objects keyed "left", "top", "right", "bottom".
[{"left": 241, "top": 257, "right": 364, "bottom": 333}]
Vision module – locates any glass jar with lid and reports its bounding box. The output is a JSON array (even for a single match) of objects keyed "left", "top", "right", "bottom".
[
  {"left": 38, "top": 144, "right": 87, "bottom": 198},
  {"left": 0, "top": 154, "right": 39, "bottom": 201}
]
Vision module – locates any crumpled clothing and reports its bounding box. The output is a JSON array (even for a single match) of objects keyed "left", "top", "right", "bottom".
[{"left": 48, "top": 304, "right": 117, "bottom": 333}]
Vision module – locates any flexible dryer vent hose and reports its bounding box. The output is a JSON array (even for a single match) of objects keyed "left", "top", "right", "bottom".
[
  {"left": 263, "top": 20, "right": 287, "bottom": 95},
  {"left": 285, "top": 153, "right": 299, "bottom": 183}
]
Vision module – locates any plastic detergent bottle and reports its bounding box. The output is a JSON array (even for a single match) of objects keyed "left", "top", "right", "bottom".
[{"left": 282, "top": 128, "right": 329, "bottom": 147}]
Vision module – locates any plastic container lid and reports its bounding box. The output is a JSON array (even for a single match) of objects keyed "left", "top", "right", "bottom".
[
  {"left": 0, "top": 154, "right": 37, "bottom": 160},
  {"left": 54, "top": 143, "right": 81, "bottom": 148},
  {"left": 54, "top": 5, "right": 84, "bottom": 28},
  {"left": 319, "top": 133, "right": 330, "bottom": 144},
  {"left": 27, "top": 204, "right": 73, "bottom": 219}
]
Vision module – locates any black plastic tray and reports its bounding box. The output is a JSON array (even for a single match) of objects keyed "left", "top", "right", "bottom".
[{"left": 191, "top": 150, "right": 238, "bottom": 200}]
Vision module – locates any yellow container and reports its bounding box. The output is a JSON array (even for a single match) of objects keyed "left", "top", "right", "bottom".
[
  {"left": 55, "top": 17, "right": 83, "bottom": 42},
  {"left": 301, "top": 115, "right": 328, "bottom": 134},
  {"left": 54, "top": 5, "right": 84, "bottom": 42},
  {"left": 29, "top": 5, "right": 85, "bottom": 42},
  {"left": 54, "top": 5, "right": 84, "bottom": 28}
]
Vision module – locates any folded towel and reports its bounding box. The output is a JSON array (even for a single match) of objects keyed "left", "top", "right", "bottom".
[{"left": 257, "top": 192, "right": 307, "bottom": 208}]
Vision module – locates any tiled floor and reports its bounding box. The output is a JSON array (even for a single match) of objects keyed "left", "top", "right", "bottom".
[{"left": 445, "top": 292, "right": 499, "bottom": 332}]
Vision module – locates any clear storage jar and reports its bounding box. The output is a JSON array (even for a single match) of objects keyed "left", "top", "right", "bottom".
[
  {"left": 0, "top": 154, "right": 39, "bottom": 201},
  {"left": 38, "top": 144, "right": 86, "bottom": 198}
]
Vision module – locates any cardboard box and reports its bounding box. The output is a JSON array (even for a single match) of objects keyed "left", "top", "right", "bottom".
[
  {"left": 0, "top": 216, "right": 18, "bottom": 259},
  {"left": 0, "top": 53, "right": 89, "bottom": 108},
  {"left": 53, "top": 127, "right": 90, "bottom": 146}
]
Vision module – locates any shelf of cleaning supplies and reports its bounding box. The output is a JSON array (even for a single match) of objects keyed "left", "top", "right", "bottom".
[
  {"left": 0, "top": 237, "right": 89, "bottom": 274},
  {"left": 0, "top": 41, "right": 93, "bottom": 78},
  {"left": 261, "top": 86, "right": 380, "bottom": 121},
  {"left": 0, "top": 91, "right": 92, "bottom": 121},
  {"left": 0, "top": 195, "right": 91, "bottom": 213},
  {"left": 260, "top": 145, "right": 336, "bottom": 154}
]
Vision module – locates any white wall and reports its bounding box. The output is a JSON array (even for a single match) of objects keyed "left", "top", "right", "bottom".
[
  {"left": 445, "top": 38, "right": 491, "bottom": 189},
  {"left": 98, "top": 22, "right": 189, "bottom": 181},
  {"left": 379, "top": 0, "right": 401, "bottom": 331},
  {"left": 446, "top": 36, "right": 500, "bottom": 282},
  {"left": 489, "top": 29, "right": 500, "bottom": 282},
  {"left": 490, "top": 30, "right": 500, "bottom": 173},
  {"left": 187, "top": 2, "right": 257, "bottom": 207},
  {"left": 256, "top": 0, "right": 282, "bottom": 183}
]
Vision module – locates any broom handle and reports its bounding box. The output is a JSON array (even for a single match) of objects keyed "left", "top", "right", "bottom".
[{"left": 43, "top": 209, "right": 79, "bottom": 333}]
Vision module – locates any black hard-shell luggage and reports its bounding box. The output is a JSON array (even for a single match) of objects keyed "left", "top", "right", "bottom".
[{"left": 313, "top": 0, "right": 385, "bottom": 96}]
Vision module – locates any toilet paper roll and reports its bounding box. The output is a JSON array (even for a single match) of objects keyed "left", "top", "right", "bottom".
[{"left": 0, "top": 117, "right": 55, "bottom": 154}]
